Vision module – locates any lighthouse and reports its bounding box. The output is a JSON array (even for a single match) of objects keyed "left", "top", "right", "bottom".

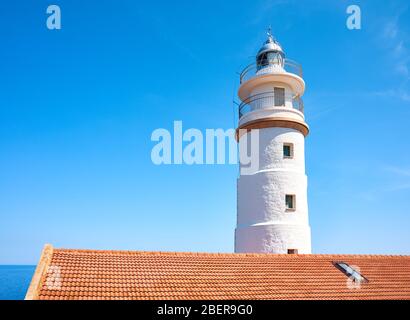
[{"left": 235, "top": 31, "right": 312, "bottom": 254}]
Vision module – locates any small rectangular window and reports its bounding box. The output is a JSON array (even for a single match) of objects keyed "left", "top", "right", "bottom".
[
  {"left": 283, "top": 143, "right": 293, "bottom": 158},
  {"left": 287, "top": 249, "right": 298, "bottom": 254},
  {"left": 285, "top": 194, "right": 296, "bottom": 211},
  {"left": 274, "top": 87, "right": 285, "bottom": 106}
]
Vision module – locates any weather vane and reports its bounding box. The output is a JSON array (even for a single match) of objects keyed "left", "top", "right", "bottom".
[{"left": 267, "top": 26, "right": 272, "bottom": 37}]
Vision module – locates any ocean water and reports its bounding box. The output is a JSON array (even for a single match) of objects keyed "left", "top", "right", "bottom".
[{"left": 0, "top": 265, "right": 35, "bottom": 300}]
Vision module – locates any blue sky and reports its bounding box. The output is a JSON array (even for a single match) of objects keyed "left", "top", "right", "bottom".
[{"left": 1, "top": 0, "right": 410, "bottom": 264}]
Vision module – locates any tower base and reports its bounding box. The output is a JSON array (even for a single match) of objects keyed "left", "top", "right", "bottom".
[{"left": 235, "top": 224, "right": 312, "bottom": 254}]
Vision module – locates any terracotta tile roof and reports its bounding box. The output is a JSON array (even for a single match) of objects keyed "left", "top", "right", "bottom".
[{"left": 26, "top": 244, "right": 410, "bottom": 300}]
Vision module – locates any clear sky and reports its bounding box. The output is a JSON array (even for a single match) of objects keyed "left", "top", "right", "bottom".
[{"left": 1, "top": 0, "right": 410, "bottom": 264}]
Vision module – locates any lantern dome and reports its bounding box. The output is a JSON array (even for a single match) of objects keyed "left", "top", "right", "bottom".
[{"left": 256, "top": 31, "right": 285, "bottom": 69}]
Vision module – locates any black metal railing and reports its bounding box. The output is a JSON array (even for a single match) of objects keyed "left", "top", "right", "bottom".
[
  {"left": 240, "top": 59, "right": 303, "bottom": 84},
  {"left": 238, "top": 92, "right": 304, "bottom": 118}
]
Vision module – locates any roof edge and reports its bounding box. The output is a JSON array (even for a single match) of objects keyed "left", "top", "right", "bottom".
[{"left": 25, "top": 244, "right": 54, "bottom": 300}]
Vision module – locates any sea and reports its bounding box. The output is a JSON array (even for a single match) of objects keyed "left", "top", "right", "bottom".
[{"left": 0, "top": 265, "right": 36, "bottom": 300}]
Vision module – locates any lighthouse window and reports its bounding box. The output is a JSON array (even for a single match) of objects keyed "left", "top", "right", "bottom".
[
  {"left": 285, "top": 194, "right": 296, "bottom": 211},
  {"left": 283, "top": 143, "right": 293, "bottom": 158},
  {"left": 274, "top": 87, "right": 285, "bottom": 106}
]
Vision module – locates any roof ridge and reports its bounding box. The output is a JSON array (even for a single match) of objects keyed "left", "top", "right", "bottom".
[{"left": 53, "top": 248, "right": 410, "bottom": 258}]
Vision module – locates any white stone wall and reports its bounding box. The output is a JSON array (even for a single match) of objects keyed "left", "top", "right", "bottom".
[
  {"left": 235, "top": 127, "right": 311, "bottom": 254},
  {"left": 235, "top": 224, "right": 311, "bottom": 254}
]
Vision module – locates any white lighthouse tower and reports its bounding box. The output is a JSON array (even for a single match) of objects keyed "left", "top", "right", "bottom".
[{"left": 235, "top": 31, "right": 312, "bottom": 254}]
